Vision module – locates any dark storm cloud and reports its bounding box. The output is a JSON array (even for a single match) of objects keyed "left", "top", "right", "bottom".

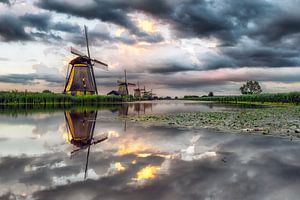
[
  {"left": 34, "top": 0, "right": 270, "bottom": 44},
  {"left": 0, "top": 0, "right": 10, "bottom": 5},
  {"left": 35, "top": 0, "right": 300, "bottom": 70},
  {"left": 68, "top": 27, "right": 163, "bottom": 47},
  {"left": 0, "top": 12, "right": 80, "bottom": 42},
  {"left": 249, "top": 12, "right": 300, "bottom": 44},
  {"left": 222, "top": 46, "right": 300, "bottom": 68},
  {"left": 147, "top": 63, "right": 197, "bottom": 74},
  {"left": 0, "top": 73, "right": 64, "bottom": 84},
  {"left": 35, "top": 0, "right": 166, "bottom": 44},
  {"left": 201, "top": 44, "right": 300, "bottom": 70},
  {"left": 35, "top": 0, "right": 161, "bottom": 36},
  {"left": 52, "top": 22, "right": 81, "bottom": 33},
  {"left": 20, "top": 13, "right": 51, "bottom": 31},
  {"left": 0, "top": 14, "right": 32, "bottom": 41}
]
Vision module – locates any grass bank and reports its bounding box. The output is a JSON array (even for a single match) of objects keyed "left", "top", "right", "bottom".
[
  {"left": 0, "top": 91, "right": 124, "bottom": 106},
  {"left": 130, "top": 106, "right": 300, "bottom": 138},
  {"left": 183, "top": 92, "right": 300, "bottom": 105},
  {"left": 0, "top": 103, "right": 124, "bottom": 116}
]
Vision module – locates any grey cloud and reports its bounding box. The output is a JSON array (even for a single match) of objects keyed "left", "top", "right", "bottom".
[
  {"left": 0, "top": 0, "right": 10, "bottom": 5},
  {"left": 0, "top": 13, "right": 79, "bottom": 43},
  {"left": 35, "top": 0, "right": 148, "bottom": 36},
  {"left": 20, "top": 13, "right": 51, "bottom": 31},
  {"left": 0, "top": 14, "right": 32, "bottom": 41},
  {"left": 147, "top": 63, "right": 197, "bottom": 74},
  {"left": 52, "top": 22, "right": 81, "bottom": 33},
  {"left": 0, "top": 57, "right": 9, "bottom": 61},
  {"left": 35, "top": 0, "right": 300, "bottom": 70},
  {"left": 0, "top": 73, "right": 64, "bottom": 84},
  {"left": 35, "top": 0, "right": 271, "bottom": 44},
  {"left": 35, "top": 0, "right": 165, "bottom": 44},
  {"left": 250, "top": 12, "right": 300, "bottom": 43}
]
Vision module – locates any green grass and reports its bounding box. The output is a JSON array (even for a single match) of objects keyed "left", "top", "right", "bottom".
[
  {"left": 0, "top": 91, "right": 124, "bottom": 106},
  {"left": 183, "top": 92, "right": 300, "bottom": 105},
  {"left": 0, "top": 103, "right": 125, "bottom": 116}
]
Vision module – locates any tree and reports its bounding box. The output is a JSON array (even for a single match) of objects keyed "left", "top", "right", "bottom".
[
  {"left": 240, "top": 81, "right": 262, "bottom": 95},
  {"left": 208, "top": 92, "right": 214, "bottom": 97},
  {"left": 42, "top": 90, "right": 52, "bottom": 93}
]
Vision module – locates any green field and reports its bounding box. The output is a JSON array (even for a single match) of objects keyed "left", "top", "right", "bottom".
[{"left": 183, "top": 92, "right": 300, "bottom": 104}]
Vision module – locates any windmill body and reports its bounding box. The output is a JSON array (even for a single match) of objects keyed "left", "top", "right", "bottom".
[
  {"left": 65, "top": 110, "right": 97, "bottom": 148},
  {"left": 65, "top": 57, "right": 97, "bottom": 96},
  {"left": 117, "top": 70, "right": 135, "bottom": 96},
  {"left": 134, "top": 82, "right": 145, "bottom": 97},
  {"left": 64, "top": 26, "right": 108, "bottom": 96}
]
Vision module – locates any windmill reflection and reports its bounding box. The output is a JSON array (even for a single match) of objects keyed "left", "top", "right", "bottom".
[
  {"left": 117, "top": 103, "right": 153, "bottom": 116},
  {"left": 64, "top": 110, "right": 107, "bottom": 179}
]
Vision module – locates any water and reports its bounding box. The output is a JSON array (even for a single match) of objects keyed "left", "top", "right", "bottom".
[{"left": 0, "top": 101, "right": 299, "bottom": 200}]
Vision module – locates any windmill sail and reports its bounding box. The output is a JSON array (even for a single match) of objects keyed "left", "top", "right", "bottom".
[
  {"left": 117, "top": 69, "right": 136, "bottom": 95},
  {"left": 64, "top": 25, "right": 108, "bottom": 96},
  {"left": 71, "top": 47, "right": 86, "bottom": 57}
]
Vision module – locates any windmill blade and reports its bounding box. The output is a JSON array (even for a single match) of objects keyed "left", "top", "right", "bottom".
[
  {"left": 117, "top": 80, "right": 125, "bottom": 84},
  {"left": 93, "top": 62, "right": 108, "bottom": 71},
  {"left": 71, "top": 47, "right": 86, "bottom": 57},
  {"left": 92, "top": 59, "right": 108, "bottom": 67},
  {"left": 84, "top": 25, "right": 91, "bottom": 58}
]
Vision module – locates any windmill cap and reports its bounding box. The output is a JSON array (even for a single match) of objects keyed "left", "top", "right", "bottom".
[{"left": 70, "top": 56, "right": 91, "bottom": 65}]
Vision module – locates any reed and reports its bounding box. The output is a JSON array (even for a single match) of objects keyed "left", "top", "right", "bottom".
[
  {"left": 183, "top": 92, "right": 300, "bottom": 104},
  {"left": 0, "top": 91, "right": 124, "bottom": 106}
]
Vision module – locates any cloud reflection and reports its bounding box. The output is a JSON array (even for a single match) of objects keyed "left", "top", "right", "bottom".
[{"left": 0, "top": 105, "right": 300, "bottom": 199}]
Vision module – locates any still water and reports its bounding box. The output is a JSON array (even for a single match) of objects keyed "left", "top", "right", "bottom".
[{"left": 0, "top": 101, "right": 299, "bottom": 200}]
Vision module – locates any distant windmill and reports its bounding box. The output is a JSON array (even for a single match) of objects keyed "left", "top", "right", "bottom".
[
  {"left": 134, "top": 81, "right": 145, "bottom": 98},
  {"left": 64, "top": 25, "right": 108, "bottom": 96},
  {"left": 142, "top": 86, "right": 155, "bottom": 98},
  {"left": 117, "top": 70, "right": 136, "bottom": 95}
]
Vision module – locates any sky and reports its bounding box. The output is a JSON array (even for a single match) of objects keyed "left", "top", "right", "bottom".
[{"left": 0, "top": 0, "right": 300, "bottom": 96}]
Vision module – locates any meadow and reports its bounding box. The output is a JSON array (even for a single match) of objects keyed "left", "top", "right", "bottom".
[{"left": 184, "top": 92, "right": 300, "bottom": 104}]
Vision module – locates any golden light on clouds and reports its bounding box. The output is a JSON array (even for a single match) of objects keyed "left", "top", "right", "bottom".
[
  {"left": 136, "top": 153, "right": 152, "bottom": 158},
  {"left": 115, "top": 28, "right": 125, "bottom": 37},
  {"left": 117, "top": 142, "right": 153, "bottom": 156},
  {"left": 133, "top": 165, "right": 160, "bottom": 181},
  {"left": 108, "top": 130, "right": 120, "bottom": 138},
  {"left": 63, "top": 55, "right": 76, "bottom": 67},
  {"left": 62, "top": 132, "right": 71, "bottom": 144},
  {"left": 115, "top": 162, "right": 126, "bottom": 171},
  {"left": 138, "top": 19, "right": 156, "bottom": 33},
  {"left": 119, "top": 44, "right": 144, "bottom": 55}
]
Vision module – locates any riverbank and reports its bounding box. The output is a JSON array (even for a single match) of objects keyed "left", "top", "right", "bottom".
[
  {"left": 129, "top": 106, "right": 300, "bottom": 138},
  {"left": 0, "top": 91, "right": 126, "bottom": 105},
  {"left": 183, "top": 92, "right": 300, "bottom": 105}
]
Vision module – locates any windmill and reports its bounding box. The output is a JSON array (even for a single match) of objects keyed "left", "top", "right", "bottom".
[
  {"left": 117, "top": 70, "right": 136, "bottom": 95},
  {"left": 142, "top": 86, "right": 156, "bottom": 98},
  {"left": 64, "top": 26, "right": 108, "bottom": 96},
  {"left": 64, "top": 110, "right": 108, "bottom": 179},
  {"left": 134, "top": 81, "right": 145, "bottom": 98}
]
